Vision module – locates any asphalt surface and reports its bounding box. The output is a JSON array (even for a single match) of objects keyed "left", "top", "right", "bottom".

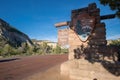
[{"left": 0, "top": 54, "right": 68, "bottom": 80}]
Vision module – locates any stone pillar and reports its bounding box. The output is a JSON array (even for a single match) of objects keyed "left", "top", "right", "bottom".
[{"left": 68, "top": 29, "right": 88, "bottom": 60}]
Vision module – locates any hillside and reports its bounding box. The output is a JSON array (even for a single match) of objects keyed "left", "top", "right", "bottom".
[{"left": 0, "top": 18, "right": 33, "bottom": 47}]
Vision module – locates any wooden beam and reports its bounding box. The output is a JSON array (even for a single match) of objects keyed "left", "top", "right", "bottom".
[
  {"left": 55, "top": 21, "right": 70, "bottom": 27},
  {"left": 100, "top": 14, "right": 116, "bottom": 20},
  {"left": 55, "top": 14, "right": 116, "bottom": 28}
]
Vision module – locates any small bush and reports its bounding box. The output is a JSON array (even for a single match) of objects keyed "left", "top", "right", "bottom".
[{"left": 109, "top": 40, "right": 120, "bottom": 48}]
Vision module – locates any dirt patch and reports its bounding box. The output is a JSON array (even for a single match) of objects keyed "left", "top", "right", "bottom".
[{"left": 23, "top": 65, "right": 71, "bottom": 80}]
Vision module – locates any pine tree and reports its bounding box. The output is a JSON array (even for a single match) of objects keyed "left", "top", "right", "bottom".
[{"left": 99, "top": 0, "right": 120, "bottom": 18}]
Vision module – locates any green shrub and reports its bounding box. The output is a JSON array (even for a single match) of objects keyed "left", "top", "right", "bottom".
[
  {"left": 109, "top": 40, "right": 120, "bottom": 48},
  {"left": 53, "top": 45, "right": 61, "bottom": 54},
  {"left": 0, "top": 41, "right": 68, "bottom": 57},
  {"left": 61, "top": 48, "right": 68, "bottom": 54}
]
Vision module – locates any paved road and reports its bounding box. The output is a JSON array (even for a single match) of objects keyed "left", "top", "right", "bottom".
[{"left": 0, "top": 54, "right": 68, "bottom": 80}]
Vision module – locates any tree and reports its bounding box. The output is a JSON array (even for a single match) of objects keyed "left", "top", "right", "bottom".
[
  {"left": 42, "top": 42, "right": 48, "bottom": 54},
  {"left": 33, "top": 44, "right": 40, "bottom": 53},
  {"left": 40, "top": 42, "right": 52, "bottom": 54},
  {"left": 53, "top": 45, "right": 61, "bottom": 54},
  {"left": 21, "top": 42, "right": 28, "bottom": 53},
  {"left": 1, "top": 44, "right": 17, "bottom": 57},
  {"left": 99, "top": 0, "right": 120, "bottom": 18},
  {"left": 109, "top": 39, "right": 120, "bottom": 47},
  {"left": 0, "top": 36, "right": 7, "bottom": 48}
]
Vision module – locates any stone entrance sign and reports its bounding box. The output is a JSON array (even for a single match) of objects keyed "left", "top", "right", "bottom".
[
  {"left": 55, "top": 3, "right": 116, "bottom": 60},
  {"left": 55, "top": 3, "right": 120, "bottom": 80}
]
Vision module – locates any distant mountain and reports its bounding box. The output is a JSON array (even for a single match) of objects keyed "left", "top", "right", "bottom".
[
  {"left": 0, "top": 18, "right": 33, "bottom": 47},
  {"left": 31, "top": 39, "right": 57, "bottom": 48},
  {"left": 31, "top": 39, "right": 50, "bottom": 42}
]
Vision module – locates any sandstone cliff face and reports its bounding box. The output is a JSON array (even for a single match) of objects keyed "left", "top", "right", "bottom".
[{"left": 0, "top": 18, "right": 33, "bottom": 47}]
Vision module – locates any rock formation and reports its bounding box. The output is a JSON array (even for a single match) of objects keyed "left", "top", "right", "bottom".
[{"left": 0, "top": 18, "right": 33, "bottom": 47}]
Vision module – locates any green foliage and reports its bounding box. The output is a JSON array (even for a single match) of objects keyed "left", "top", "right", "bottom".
[
  {"left": 0, "top": 44, "right": 18, "bottom": 57},
  {"left": 0, "top": 36, "right": 7, "bottom": 48},
  {"left": 53, "top": 45, "right": 61, "bottom": 54},
  {"left": 33, "top": 44, "right": 40, "bottom": 53},
  {"left": 42, "top": 42, "right": 48, "bottom": 54},
  {"left": 20, "top": 42, "right": 34, "bottom": 55},
  {"left": 61, "top": 48, "right": 69, "bottom": 54},
  {"left": 52, "top": 45, "right": 69, "bottom": 54},
  {"left": 109, "top": 40, "right": 120, "bottom": 47},
  {"left": 99, "top": 0, "right": 120, "bottom": 18},
  {"left": 0, "top": 41, "right": 69, "bottom": 58}
]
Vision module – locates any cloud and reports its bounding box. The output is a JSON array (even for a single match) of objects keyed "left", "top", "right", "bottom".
[
  {"left": 42, "top": 37, "right": 57, "bottom": 42},
  {"left": 107, "top": 34, "right": 120, "bottom": 40},
  {"left": 31, "top": 35, "right": 57, "bottom": 42}
]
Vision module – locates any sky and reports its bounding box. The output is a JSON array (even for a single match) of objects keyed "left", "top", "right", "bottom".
[{"left": 0, "top": 0, "right": 120, "bottom": 42}]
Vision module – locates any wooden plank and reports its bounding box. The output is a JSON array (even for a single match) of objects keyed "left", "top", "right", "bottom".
[
  {"left": 55, "top": 21, "right": 70, "bottom": 27},
  {"left": 55, "top": 14, "right": 115, "bottom": 28},
  {"left": 100, "top": 14, "right": 116, "bottom": 20}
]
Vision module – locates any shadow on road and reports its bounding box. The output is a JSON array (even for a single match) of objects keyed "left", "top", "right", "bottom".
[{"left": 0, "top": 58, "right": 20, "bottom": 63}]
